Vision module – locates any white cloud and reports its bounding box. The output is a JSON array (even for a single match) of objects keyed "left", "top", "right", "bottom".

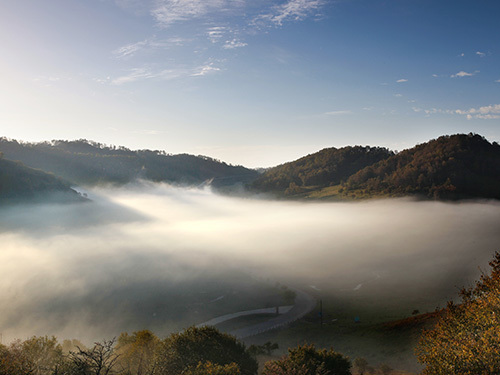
[
  {"left": 396, "top": 79, "right": 408, "bottom": 83},
  {"left": 191, "top": 63, "right": 221, "bottom": 76},
  {"left": 476, "top": 51, "right": 486, "bottom": 57},
  {"left": 495, "top": 79, "right": 500, "bottom": 83},
  {"left": 394, "top": 93, "right": 403, "bottom": 97},
  {"left": 451, "top": 70, "right": 479, "bottom": 78},
  {"left": 255, "top": 0, "right": 325, "bottom": 26},
  {"left": 222, "top": 39, "right": 248, "bottom": 49},
  {"left": 455, "top": 104, "right": 500, "bottom": 120},
  {"left": 414, "top": 104, "right": 500, "bottom": 120},
  {"left": 206, "top": 26, "right": 227, "bottom": 43}
]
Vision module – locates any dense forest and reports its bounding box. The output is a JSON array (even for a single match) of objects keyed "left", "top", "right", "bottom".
[
  {"left": 251, "top": 133, "right": 500, "bottom": 201},
  {"left": 0, "top": 138, "right": 258, "bottom": 188},
  {"left": 0, "top": 153, "right": 82, "bottom": 202},
  {"left": 250, "top": 146, "right": 394, "bottom": 195}
]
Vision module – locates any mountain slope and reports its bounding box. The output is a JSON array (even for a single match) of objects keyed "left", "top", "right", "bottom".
[
  {"left": 0, "top": 138, "right": 259, "bottom": 187},
  {"left": 344, "top": 133, "right": 500, "bottom": 200},
  {"left": 0, "top": 155, "right": 82, "bottom": 202},
  {"left": 250, "top": 145, "right": 394, "bottom": 196}
]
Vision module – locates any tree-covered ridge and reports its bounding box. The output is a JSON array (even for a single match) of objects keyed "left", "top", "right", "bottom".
[
  {"left": 345, "top": 133, "right": 500, "bottom": 199},
  {"left": 250, "top": 146, "right": 394, "bottom": 195},
  {"left": 0, "top": 154, "right": 81, "bottom": 202},
  {"left": 0, "top": 138, "right": 259, "bottom": 187}
]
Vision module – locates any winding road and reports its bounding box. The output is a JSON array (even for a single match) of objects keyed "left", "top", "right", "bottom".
[{"left": 197, "top": 288, "right": 317, "bottom": 339}]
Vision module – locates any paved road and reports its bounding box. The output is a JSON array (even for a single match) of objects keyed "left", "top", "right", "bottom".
[
  {"left": 196, "top": 306, "right": 294, "bottom": 327},
  {"left": 228, "top": 288, "right": 317, "bottom": 339}
]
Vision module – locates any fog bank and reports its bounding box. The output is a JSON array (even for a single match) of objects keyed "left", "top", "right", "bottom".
[{"left": 1, "top": 182, "right": 499, "bottom": 343}]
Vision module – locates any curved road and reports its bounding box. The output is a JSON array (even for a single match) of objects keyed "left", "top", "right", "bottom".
[{"left": 197, "top": 288, "right": 317, "bottom": 339}]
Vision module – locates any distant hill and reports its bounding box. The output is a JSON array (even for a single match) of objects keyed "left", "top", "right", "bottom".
[
  {"left": 344, "top": 133, "right": 500, "bottom": 200},
  {"left": 251, "top": 133, "right": 500, "bottom": 201},
  {"left": 0, "top": 154, "right": 82, "bottom": 203},
  {"left": 0, "top": 138, "right": 259, "bottom": 188},
  {"left": 250, "top": 145, "right": 394, "bottom": 195}
]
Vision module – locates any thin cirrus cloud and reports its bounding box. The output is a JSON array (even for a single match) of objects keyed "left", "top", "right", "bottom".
[
  {"left": 324, "top": 110, "right": 352, "bottom": 116},
  {"left": 396, "top": 79, "right": 408, "bottom": 83},
  {"left": 111, "top": 63, "right": 220, "bottom": 84},
  {"left": 152, "top": 0, "right": 243, "bottom": 28},
  {"left": 113, "top": 38, "right": 188, "bottom": 59}
]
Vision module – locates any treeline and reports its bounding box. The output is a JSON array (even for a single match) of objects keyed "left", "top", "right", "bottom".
[
  {"left": 0, "top": 138, "right": 258, "bottom": 187},
  {"left": 0, "top": 327, "right": 351, "bottom": 375},
  {"left": 252, "top": 133, "right": 500, "bottom": 200}
]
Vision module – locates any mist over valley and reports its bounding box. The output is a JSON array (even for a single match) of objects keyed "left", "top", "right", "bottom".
[{"left": 1, "top": 182, "right": 499, "bottom": 350}]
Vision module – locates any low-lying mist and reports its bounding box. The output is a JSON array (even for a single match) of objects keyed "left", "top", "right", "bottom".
[{"left": 1, "top": 182, "right": 500, "bottom": 344}]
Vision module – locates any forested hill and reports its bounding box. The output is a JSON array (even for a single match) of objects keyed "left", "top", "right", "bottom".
[
  {"left": 344, "top": 133, "right": 500, "bottom": 200},
  {"left": 0, "top": 154, "right": 82, "bottom": 203},
  {"left": 250, "top": 145, "right": 394, "bottom": 195},
  {"left": 250, "top": 133, "right": 500, "bottom": 201},
  {"left": 0, "top": 138, "right": 259, "bottom": 187}
]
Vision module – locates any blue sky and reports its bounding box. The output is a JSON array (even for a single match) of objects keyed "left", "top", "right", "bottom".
[{"left": 0, "top": 0, "right": 499, "bottom": 167}]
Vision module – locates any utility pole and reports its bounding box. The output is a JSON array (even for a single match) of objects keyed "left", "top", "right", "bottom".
[{"left": 319, "top": 299, "right": 323, "bottom": 327}]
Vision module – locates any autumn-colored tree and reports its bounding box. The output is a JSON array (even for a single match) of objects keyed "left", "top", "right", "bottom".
[
  {"left": 417, "top": 252, "right": 500, "bottom": 374},
  {"left": 116, "top": 330, "right": 160, "bottom": 375},
  {"left": 152, "top": 326, "right": 257, "bottom": 375},
  {"left": 262, "top": 344, "right": 351, "bottom": 375}
]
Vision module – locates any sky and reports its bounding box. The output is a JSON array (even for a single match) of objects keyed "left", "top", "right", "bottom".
[{"left": 0, "top": 0, "right": 499, "bottom": 167}]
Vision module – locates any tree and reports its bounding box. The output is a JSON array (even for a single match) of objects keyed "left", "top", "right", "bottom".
[
  {"left": 353, "top": 357, "right": 368, "bottom": 375},
  {"left": 20, "top": 336, "right": 63, "bottom": 375},
  {"left": 262, "top": 344, "right": 351, "bottom": 375},
  {"left": 152, "top": 326, "right": 257, "bottom": 375},
  {"left": 116, "top": 330, "right": 159, "bottom": 375},
  {"left": 68, "top": 338, "right": 120, "bottom": 375},
  {"left": 417, "top": 252, "right": 500, "bottom": 374}
]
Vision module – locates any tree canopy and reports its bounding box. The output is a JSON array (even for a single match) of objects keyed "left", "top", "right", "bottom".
[{"left": 262, "top": 344, "right": 351, "bottom": 375}]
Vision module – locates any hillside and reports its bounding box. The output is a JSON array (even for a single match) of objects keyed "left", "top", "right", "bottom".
[
  {"left": 0, "top": 154, "right": 82, "bottom": 203},
  {"left": 251, "top": 133, "right": 500, "bottom": 201},
  {"left": 344, "top": 133, "right": 500, "bottom": 200},
  {"left": 250, "top": 146, "right": 394, "bottom": 195},
  {"left": 0, "top": 138, "right": 259, "bottom": 187}
]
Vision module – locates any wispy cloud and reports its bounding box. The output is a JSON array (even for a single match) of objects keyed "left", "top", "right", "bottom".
[
  {"left": 396, "top": 79, "right": 408, "bottom": 83},
  {"left": 191, "top": 63, "right": 221, "bottom": 76},
  {"left": 152, "top": 0, "right": 243, "bottom": 27},
  {"left": 324, "top": 110, "right": 352, "bottom": 116},
  {"left": 255, "top": 0, "right": 325, "bottom": 27},
  {"left": 476, "top": 51, "right": 486, "bottom": 57},
  {"left": 112, "top": 63, "right": 221, "bottom": 85},
  {"left": 451, "top": 70, "right": 479, "bottom": 78},
  {"left": 113, "top": 38, "right": 188, "bottom": 58},
  {"left": 495, "top": 79, "right": 500, "bottom": 83}
]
